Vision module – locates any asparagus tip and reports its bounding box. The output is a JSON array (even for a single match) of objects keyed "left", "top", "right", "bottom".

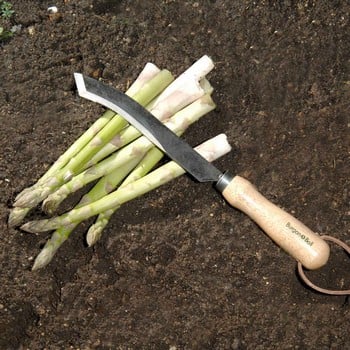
[
  {"left": 32, "top": 247, "right": 55, "bottom": 271},
  {"left": 21, "top": 221, "right": 41, "bottom": 234},
  {"left": 13, "top": 193, "right": 32, "bottom": 208},
  {"left": 8, "top": 207, "right": 30, "bottom": 227},
  {"left": 86, "top": 226, "right": 103, "bottom": 247},
  {"left": 14, "top": 186, "right": 33, "bottom": 202},
  {"left": 13, "top": 187, "right": 48, "bottom": 208}
]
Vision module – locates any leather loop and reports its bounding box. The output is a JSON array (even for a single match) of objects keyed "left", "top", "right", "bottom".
[{"left": 298, "top": 235, "right": 350, "bottom": 295}]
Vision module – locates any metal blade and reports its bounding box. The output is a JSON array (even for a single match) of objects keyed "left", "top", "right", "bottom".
[{"left": 74, "top": 73, "right": 223, "bottom": 183}]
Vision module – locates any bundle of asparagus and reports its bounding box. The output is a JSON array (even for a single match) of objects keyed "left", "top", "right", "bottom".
[{"left": 9, "top": 56, "right": 232, "bottom": 270}]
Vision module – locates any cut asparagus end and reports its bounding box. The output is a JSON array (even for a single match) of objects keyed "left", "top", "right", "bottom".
[
  {"left": 181, "top": 55, "right": 214, "bottom": 81},
  {"left": 147, "top": 55, "right": 214, "bottom": 109},
  {"left": 126, "top": 62, "right": 160, "bottom": 97},
  {"left": 195, "top": 134, "right": 232, "bottom": 162}
]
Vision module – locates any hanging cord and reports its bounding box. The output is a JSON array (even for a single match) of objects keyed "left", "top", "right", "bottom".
[{"left": 298, "top": 235, "right": 350, "bottom": 295}]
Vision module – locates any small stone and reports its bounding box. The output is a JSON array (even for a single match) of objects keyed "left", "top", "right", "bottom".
[
  {"left": 28, "top": 26, "right": 35, "bottom": 35},
  {"left": 47, "top": 6, "right": 58, "bottom": 13}
]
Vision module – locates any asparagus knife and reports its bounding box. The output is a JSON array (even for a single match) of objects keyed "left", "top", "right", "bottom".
[{"left": 74, "top": 73, "right": 330, "bottom": 270}]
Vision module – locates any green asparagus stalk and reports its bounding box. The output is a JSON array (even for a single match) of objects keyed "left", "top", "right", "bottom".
[
  {"left": 13, "top": 69, "right": 174, "bottom": 209},
  {"left": 42, "top": 94, "right": 216, "bottom": 214},
  {"left": 22, "top": 134, "right": 231, "bottom": 234}
]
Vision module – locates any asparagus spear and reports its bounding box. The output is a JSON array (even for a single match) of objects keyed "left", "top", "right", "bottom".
[{"left": 22, "top": 134, "right": 231, "bottom": 234}]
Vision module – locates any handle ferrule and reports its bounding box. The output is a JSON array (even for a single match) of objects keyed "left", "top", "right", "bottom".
[{"left": 216, "top": 171, "right": 234, "bottom": 192}]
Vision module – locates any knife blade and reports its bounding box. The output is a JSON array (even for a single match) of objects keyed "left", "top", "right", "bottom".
[
  {"left": 74, "top": 73, "right": 330, "bottom": 270},
  {"left": 74, "top": 73, "right": 224, "bottom": 184}
]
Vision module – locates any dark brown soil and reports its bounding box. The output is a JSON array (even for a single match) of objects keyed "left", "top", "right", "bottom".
[{"left": 1, "top": 1, "right": 349, "bottom": 349}]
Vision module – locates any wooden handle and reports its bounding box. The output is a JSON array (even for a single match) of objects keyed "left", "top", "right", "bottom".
[{"left": 222, "top": 175, "right": 330, "bottom": 270}]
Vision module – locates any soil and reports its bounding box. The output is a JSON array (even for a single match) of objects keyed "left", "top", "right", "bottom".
[{"left": 0, "top": 1, "right": 349, "bottom": 349}]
